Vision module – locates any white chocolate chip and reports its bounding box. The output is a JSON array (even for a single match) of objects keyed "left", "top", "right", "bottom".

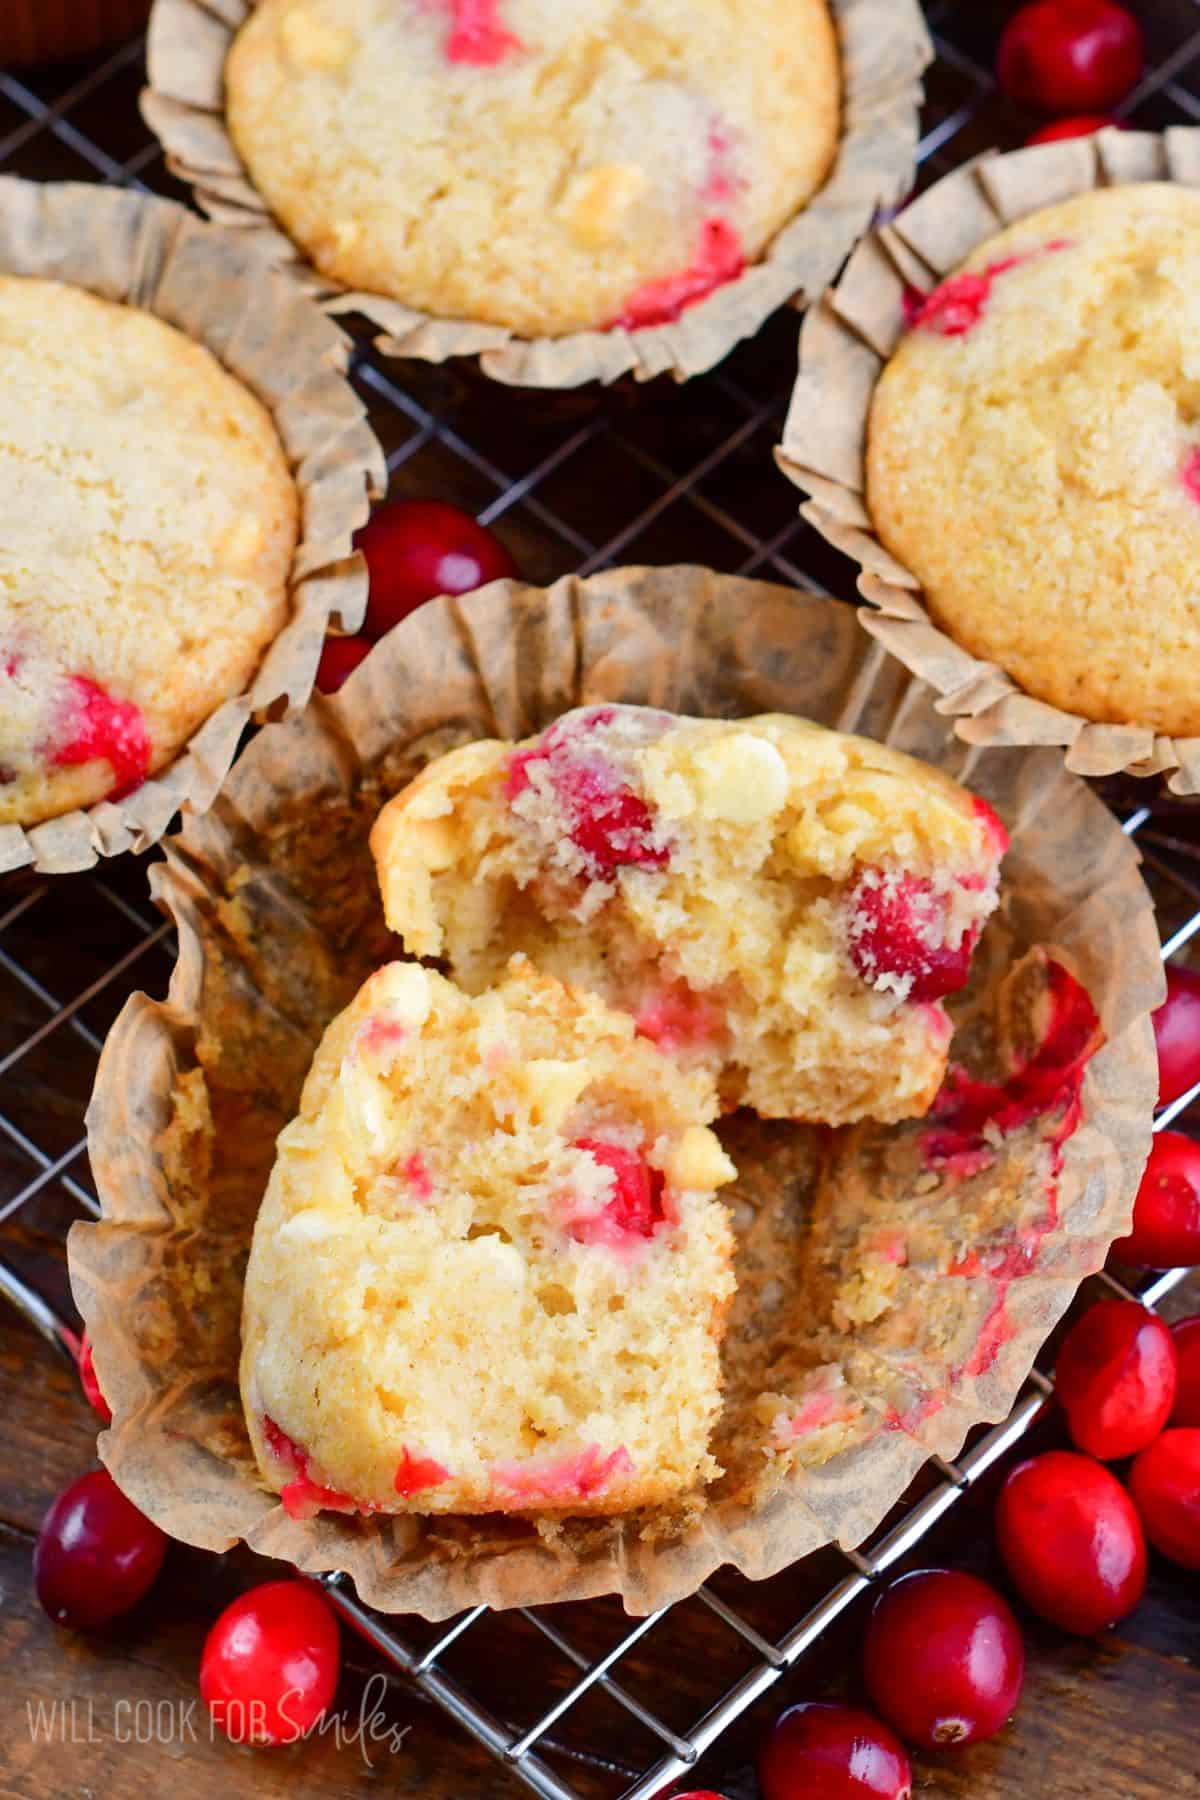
[
  {"left": 690, "top": 735, "right": 789, "bottom": 824},
  {"left": 279, "top": 1208, "right": 335, "bottom": 1243},
  {"left": 331, "top": 218, "right": 364, "bottom": 254},
  {"left": 373, "top": 963, "right": 433, "bottom": 1030},
  {"left": 280, "top": 7, "right": 355, "bottom": 70},
  {"left": 663, "top": 1125, "right": 737, "bottom": 1193},
  {"left": 559, "top": 164, "right": 651, "bottom": 248},
  {"left": 223, "top": 514, "right": 265, "bottom": 564},
  {"left": 515, "top": 1058, "right": 591, "bottom": 1130}
]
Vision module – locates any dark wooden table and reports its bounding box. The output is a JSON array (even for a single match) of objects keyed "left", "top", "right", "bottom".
[
  {"left": 2, "top": 4, "right": 1200, "bottom": 1796},
  {"left": 2, "top": 1265, "right": 1197, "bottom": 1800}
]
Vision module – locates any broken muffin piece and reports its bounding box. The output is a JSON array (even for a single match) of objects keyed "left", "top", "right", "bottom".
[{"left": 371, "top": 706, "right": 1008, "bottom": 1126}]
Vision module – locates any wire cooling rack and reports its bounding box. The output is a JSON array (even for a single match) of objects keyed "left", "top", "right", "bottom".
[{"left": 2, "top": 4, "right": 1200, "bottom": 1796}]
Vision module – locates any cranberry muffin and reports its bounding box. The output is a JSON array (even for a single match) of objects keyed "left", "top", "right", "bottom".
[
  {"left": 225, "top": 0, "right": 840, "bottom": 337},
  {"left": 868, "top": 183, "right": 1200, "bottom": 740},
  {"left": 0, "top": 277, "right": 297, "bottom": 829}
]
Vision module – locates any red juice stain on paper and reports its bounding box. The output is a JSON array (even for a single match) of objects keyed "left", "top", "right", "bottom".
[
  {"left": 615, "top": 217, "right": 744, "bottom": 330},
  {"left": 926, "top": 963, "right": 1103, "bottom": 1379},
  {"left": 782, "top": 1389, "right": 860, "bottom": 1440},
  {"left": 52, "top": 675, "right": 150, "bottom": 799},
  {"left": 924, "top": 961, "right": 1101, "bottom": 1170}
]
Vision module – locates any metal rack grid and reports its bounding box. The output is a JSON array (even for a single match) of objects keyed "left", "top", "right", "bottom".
[{"left": 1, "top": 4, "right": 1200, "bottom": 1796}]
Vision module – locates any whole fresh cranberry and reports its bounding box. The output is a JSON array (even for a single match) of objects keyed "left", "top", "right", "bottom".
[
  {"left": 863, "top": 1569, "right": 1024, "bottom": 1749},
  {"left": 1128, "top": 1429, "right": 1200, "bottom": 1570},
  {"left": 995, "top": 1450, "right": 1146, "bottom": 1633},
  {"left": 758, "top": 1702, "right": 912, "bottom": 1800},
  {"left": 34, "top": 1468, "right": 167, "bottom": 1630},
  {"left": 1027, "top": 112, "right": 1118, "bottom": 143},
  {"left": 200, "top": 1579, "right": 341, "bottom": 1745},
  {"left": 1112, "top": 1132, "right": 1200, "bottom": 1268},
  {"left": 357, "top": 499, "right": 517, "bottom": 641},
  {"left": 1055, "top": 1300, "right": 1177, "bottom": 1459},
  {"left": 1171, "top": 1317, "right": 1200, "bottom": 1427},
  {"left": 998, "top": 1, "right": 1143, "bottom": 113},
  {"left": 1152, "top": 965, "right": 1200, "bottom": 1108},
  {"left": 315, "top": 635, "right": 372, "bottom": 694}
]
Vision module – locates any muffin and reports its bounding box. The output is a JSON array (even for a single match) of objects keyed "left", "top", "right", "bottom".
[
  {"left": 867, "top": 183, "right": 1200, "bottom": 741},
  {"left": 224, "top": 0, "right": 841, "bottom": 338},
  {"left": 240, "top": 957, "right": 738, "bottom": 1518},
  {"left": 370, "top": 704, "right": 1009, "bottom": 1126},
  {"left": 0, "top": 276, "right": 297, "bottom": 830}
]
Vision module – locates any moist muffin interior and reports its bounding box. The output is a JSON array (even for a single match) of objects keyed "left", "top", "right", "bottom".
[
  {"left": 371, "top": 705, "right": 1008, "bottom": 1126},
  {"left": 240, "top": 957, "right": 736, "bottom": 1517}
]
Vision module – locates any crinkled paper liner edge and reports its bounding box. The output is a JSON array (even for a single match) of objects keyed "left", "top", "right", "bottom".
[
  {"left": 72, "top": 568, "right": 1161, "bottom": 1617},
  {"left": 140, "top": 0, "right": 931, "bottom": 389},
  {"left": 777, "top": 126, "right": 1200, "bottom": 797},
  {"left": 0, "top": 175, "right": 385, "bottom": 878}
]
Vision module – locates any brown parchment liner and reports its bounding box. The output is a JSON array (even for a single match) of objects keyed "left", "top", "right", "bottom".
[
  {"left": 72, "top": 568, "right": 1161, "bottom": 1619},
  {"left": 140, "top": 0, "right": 930, "bottom": 389},
  {"left": 777, "top": 127, "right": 1200, "bottom": 796},
  {"left": 0, "top": 176, "right": 386, "bottom": 879}
]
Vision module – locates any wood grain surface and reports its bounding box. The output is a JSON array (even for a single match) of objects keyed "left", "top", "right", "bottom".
[{"left": 1, "top": 1261, "right": 1196, "bottom": 1799}]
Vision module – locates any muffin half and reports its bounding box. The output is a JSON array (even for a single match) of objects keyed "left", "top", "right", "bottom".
[{"left": 241, "top": 957, "right": 737, "bottom": 1517}]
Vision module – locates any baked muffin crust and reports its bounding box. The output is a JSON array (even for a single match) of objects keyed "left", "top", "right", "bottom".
[{"left": 226, "top": 0, "right": 841, "bottom": 337}]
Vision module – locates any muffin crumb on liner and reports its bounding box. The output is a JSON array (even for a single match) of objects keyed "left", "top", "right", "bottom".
[
  {"left": 141, "top": 0, "right": 931, "bottom": 388},
  {"left": 777, "top": 127, "right": 1200, "bottom": 794},
  {"left": 73, "top": 567, "right": 1160, "bottom": 1618},
  {"left": 0, "top": 176, "right": 385, "bottom": 878}
]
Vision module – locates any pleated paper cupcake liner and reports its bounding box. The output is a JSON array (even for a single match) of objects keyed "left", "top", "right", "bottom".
[{"left": 73, "top": 567, "right": 1160, "bottom": 1617}]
